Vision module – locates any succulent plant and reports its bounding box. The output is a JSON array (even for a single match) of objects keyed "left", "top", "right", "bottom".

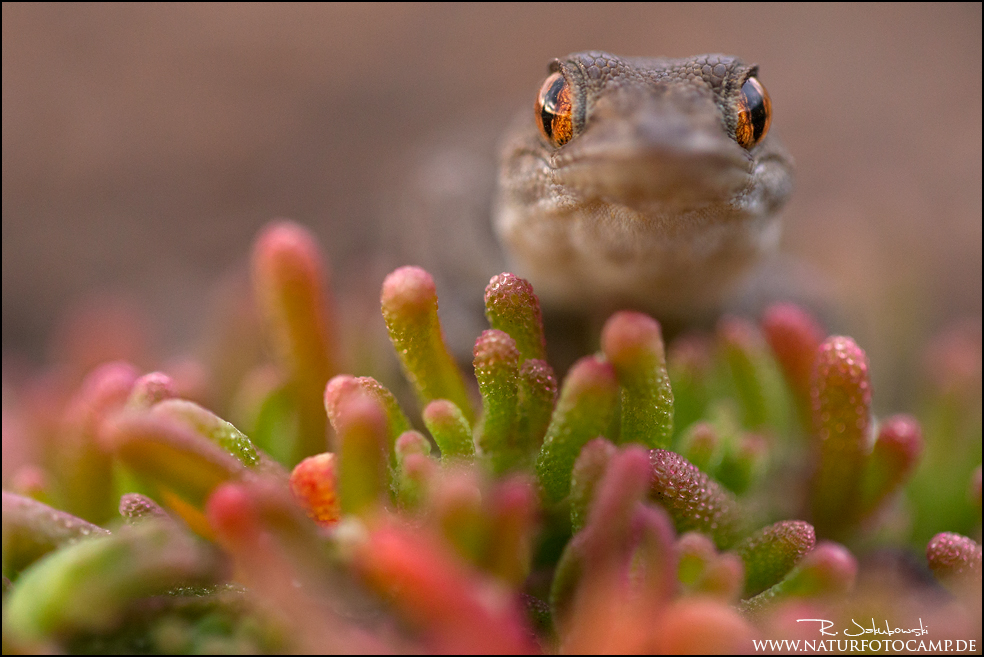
[{"left": 2, "top": 219, "right": 981, "bottom": 653}]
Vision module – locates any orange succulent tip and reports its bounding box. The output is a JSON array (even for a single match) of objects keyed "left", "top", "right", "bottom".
[
  {"left": 380, "top": 266, "right": 473, "bottom": 425},
  {"left": 324, "top": 375, "right": 361, "bottom": 426},
  {"left": 926, "top": 532, "right": 982, "bottom": 585},
  {"left": 395, "top": 430, "right": 431, "bottom": 459},
  {"left": 401, "top": 452, "right": 438, "bottom": 482},
  {"left": 8, "top": 465, "right": 49, "bottom": 500},
  {"left": 677, "top": 531, "right": 718, "bottom": 563},
  {"left": 356, "top": 520, "right": 535, "bottom": 654},
  {"left": 380, "top": 266, "right": 437, "bottom": 319},
  {"left": 762, "top": 303, "right": 824, "bottom": 338},
  {"left": 252, "top": 220, "right": 337, "bottom": 385},
  {"left": 653, "top": 598, "right": 756, "bottom": 654},
  {"left": 808, "top": 335, "right": 871, "bottom": 530},
  {"left": 357, "top": 521, "right": 456, "bottom": 602},
  {"left": 422, "top": 399, "right": 474, "bottom": 460},
  {"left": 253, "top": 220, "right": 327, "bottom": 289},
  {"left": 483, "top": 272, "right": 546, "bottom": 362},
  {"left": 536, "top": 355, "right": 619, "bottom": 503},
  {"left": 874, "top": 414, "right": 923, "bottom": 469},
  {"left": 290, "top": 453, "right": 341, "bottom": 528},
  {"left": 490, "top": 475, "right": 537, "bottom": 518},
  {"left": 128, "top": 372, "right": 177, "bottom": 408},
  {"left": 582, "top": 446, "right": 652, "bottom": 557},
  {"left": 811, "top": 336, "right": 871, "bottom": 414},
  {"left": 799, "top": 541, "right": 858, "bottom": 595},
  {"left": 601, "top": 310, "right": 664, "bottom": 365},
  {"left": 601, "top": 309, "right": 673, "bottom": 449},
  {"left": 473, "top": 329, "right": 520, "bottom": 368},
  {"left": 206, "top": 482, "right": 261, "bottom": 547},
  {"left": 666, "top": 334, "right": 715, "bottom": 378},
  {"left": 718, "top": 315, "right": 762, "bottom": 351},
  {"left": 333, "top": 392, "right": 389, "bottom": 517},
  {"left": 334, "top": 391, "right": 388, "bottom": 437},
  {"left": 569, "top": 437, "right": 617, "bottom": 531},
  {"left": 680, "top": 422, "right": 719, "bottom": 455},
  {"left": 762, "top": 303, "right": 825, "bottom": 395}
]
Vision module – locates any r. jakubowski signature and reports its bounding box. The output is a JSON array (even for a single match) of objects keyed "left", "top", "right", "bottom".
[{"left": 797, "top": 618, "right": 929, "bottom": 638}]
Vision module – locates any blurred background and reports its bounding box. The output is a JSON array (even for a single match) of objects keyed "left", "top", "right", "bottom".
[{"left": 3, "top": 4, "right": 981, "bottom": 408}]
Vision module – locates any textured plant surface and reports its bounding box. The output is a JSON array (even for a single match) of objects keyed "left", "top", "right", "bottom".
[{"left": 2, "top": 220, "right": 981, "bottom": 653}]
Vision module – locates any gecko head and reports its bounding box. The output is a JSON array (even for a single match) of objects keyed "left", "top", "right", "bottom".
[
  {"left": 494, "top": 52, "right": 795, "bottom": 315},
  {"left": 534, "top": 52, "right": 792, "bottom": 215}
]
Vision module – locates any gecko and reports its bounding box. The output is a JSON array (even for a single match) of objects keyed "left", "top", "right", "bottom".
[{"left": 393, "top": 51, "right": 794, "bottom": 357}]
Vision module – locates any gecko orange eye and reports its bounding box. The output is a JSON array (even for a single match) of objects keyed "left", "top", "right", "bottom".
[
  {"left": 735, "top": 77, "right": 772, "bottom": 149},
  {"left": 535, "top": 72, "right": 573, "bottom": 147}
]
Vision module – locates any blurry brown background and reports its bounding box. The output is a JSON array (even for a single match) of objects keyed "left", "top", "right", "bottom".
[{"left": 3, "top": 4, "right": 981, "bottom": 405}]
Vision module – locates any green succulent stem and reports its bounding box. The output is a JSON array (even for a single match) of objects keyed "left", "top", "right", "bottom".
[
  {"left": 809, "top": 336, "right": 871, "bottom": 537},
  {"left": 739, "top": 541, "right": 857, "bottom": 614},
  {"left": 535, "top": 355, "right": 619, "bottom": 504},
  {"left": 484, "top": 273, "right": 547, "bottom": 362},
  {"left": 473, "top": 329, "right": 522, "bottom": 472},
  {"left": 733, "top": 520, "right": 816, "bottom": 598},
  {"left": 381, "top": 266, "right": 474, "bottom": 422},
  {"left": 252, "top": 220, "right": 339, "bottom": 465},
  {"left": 568, "top": 437, "right": 617, "bottom": 533},
  {"left": 334, "top": 393, "right": 389, "bottom": 517},
  {"left": 515, "top": 358, "right": 558, "bottom": 453},
  {"left": 422, "top": 400, "right": 476, "bottom": 460},
  {"left": 648, "top": 449, "right": 745, "bottom": 549},
  {"left": 601, "top": 311, "right": 674, "bottom": 449}
]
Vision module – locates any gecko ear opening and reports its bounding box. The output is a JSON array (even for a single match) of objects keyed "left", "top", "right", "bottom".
[
  {"left": 735, "top": 77, "right": 772, "bottom": 150},
  {"left": 535, "top": 72, "right": 574, "bottom": 148}
]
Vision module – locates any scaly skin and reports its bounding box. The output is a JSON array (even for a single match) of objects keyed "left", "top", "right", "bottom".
[{"left": 495, "top": 52, "right": 793, "bottom": 320}]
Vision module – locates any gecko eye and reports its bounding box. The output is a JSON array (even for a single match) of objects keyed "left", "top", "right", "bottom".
[
  {"left": 535, "top": 72, "right": 573, "bottom": 147},
  {"left": 735, "top": 77, "right": 772, "bottom": 149}
]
